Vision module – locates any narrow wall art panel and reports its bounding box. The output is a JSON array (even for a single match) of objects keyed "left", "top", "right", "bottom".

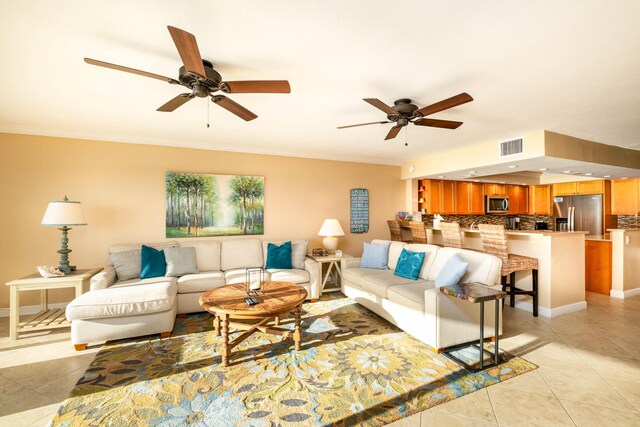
[
  {"left": 350, "top": 188, "right": 369, "bottom": 233},
  {"left": 166, "top": 172, "right": 264, "bottom": 237}
]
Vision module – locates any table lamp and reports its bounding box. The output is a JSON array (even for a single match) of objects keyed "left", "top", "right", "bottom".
[
  {"left": 318, "top": 219, "right": 345, "bottom": 253},
  {"left": 41, "top": 196, "right": 87, "bottom": 274}
]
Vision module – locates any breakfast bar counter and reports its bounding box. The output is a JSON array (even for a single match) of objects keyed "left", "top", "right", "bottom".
[{"left": 427, "top": 227, "right": 587, "bottom": 317}]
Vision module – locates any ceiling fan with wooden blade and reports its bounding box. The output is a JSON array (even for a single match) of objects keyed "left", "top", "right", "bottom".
[
  {"left": 84, "top": 26, "right": 290, "bottom": 121},
  {"left": 338, "top": 93, "right": 473, "bottom": 140}
]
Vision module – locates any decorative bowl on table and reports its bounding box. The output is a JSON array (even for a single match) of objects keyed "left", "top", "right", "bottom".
[{"left": 37, "top": 266, "right": 64, "bottom": 278}]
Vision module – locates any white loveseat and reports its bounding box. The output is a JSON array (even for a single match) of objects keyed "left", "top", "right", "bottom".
[
  {"left": 342, "top": 240, "right": 503, "bottom": 352},
  {"left": 66, "top": 238, "right": 319, "bottom": 349}
]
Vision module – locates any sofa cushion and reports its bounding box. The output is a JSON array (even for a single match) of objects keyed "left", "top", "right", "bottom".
[
  {"left": 428, "top": 247, "right": 501, "bottom": 285},
  {"left": 164, "top": 247, "right": 199, "bottom": 277},
  {"left": 109, "top": 249, "right": 141, "bottom": 281},
  {"left": 342, "top": 267, "right": 389, "bottom": 289},
  {"left": 266, "top": 242, "right": 293, "bottom": 269},
  {"left": 262, "top": 240, "right": 308, "bottom": 270},
  {"left": 109, "top": 241, "right": 178, "bottom": 254},
  {"left": 221, "top": 239, "right": 263, "bottom": 270},
  {"left": 267, "top": 269, "right": 310, "bottom": 284},
  {"left": 435, "top": 253, "right": 468, "bottom": 287},
  {"left": 360, "top": 242, "right": 390, "bottom": 269},
  {"left": 66, "top": 280, "right": 176, "bottom": 321},
  {"left": 179, "top": 240, "right": 221, "bottom": 272},
  {"left": 394, "top": 249, "right": 426, "bottom": 280},
  {"left": 224, "top": 268, "right": 251, "bottom": 285},
  {"left": 112, "top": 276, "right": 177, "bottom": 288},
  {"left": 359, "top": 270, "right": 420, "bottom": 299},
  {"left": 140, "top": 245, "right": 166, "bottom": 279},
  {"left": 371, "top": 239, "right": 405, "bottom": 270},
  {"left": 177, "top": 271, "right": 226, "bottom": 293},
  {"left": 387, "top": 281, "right": 434, "bottom": 311}
]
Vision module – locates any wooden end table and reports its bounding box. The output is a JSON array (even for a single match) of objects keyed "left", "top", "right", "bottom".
[
  {"left": 307, "top": 253, "right": 352, "bottom": 295},
  {"left": 439, "top": 282, "right": 506, "bottom": 371},
  {"left": 5, "top": 268, "right": 102, "bottom": 340},
  {"left": 199, "top": 281, "right": 307, "bottom": 366}
]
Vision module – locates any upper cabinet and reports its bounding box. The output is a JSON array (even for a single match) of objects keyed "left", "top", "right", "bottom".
[
  {"left": 552, "top": 180, "right": 605, "bottom": 196},
  {"left": 506, "top": 185, "right": 528, "bottom": 214},
  {"left": 441, "top": 180, "right": 456, "bottom": 214},
  {"left": 611, "top": 178, "right": 640, "bottom": 215},
  {"left": 418, "top": 179, "right": 454, "bottom": 214},
  {"left": 484, "top": 183, "right": 506, "bottom": 196},
  {"left": 455, "top": 182, "right": 484, "bottom": 214},
  {"left": 528, "top": 185, "right": 552, "bottom": 214}
]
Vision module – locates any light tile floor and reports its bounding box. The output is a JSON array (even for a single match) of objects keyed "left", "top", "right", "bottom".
[{"left": 1, "top": 292, "right": 639, "bottom": 426}]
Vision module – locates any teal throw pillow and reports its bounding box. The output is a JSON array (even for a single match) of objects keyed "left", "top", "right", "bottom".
[
  {"left": 266, "top": 241, "right": 293, "bottom": 269},
  {"left": 394, "top": 248, "right": 426, "bottom": 280},
  {"left": 435, "top": 253, "right": 469, "bottom": 287},
  {"left": 360, "top": 242, "right": 390, "bottom": 269},
  {"left": 140, "top": 245, "right": 166, "bottom": 279}
]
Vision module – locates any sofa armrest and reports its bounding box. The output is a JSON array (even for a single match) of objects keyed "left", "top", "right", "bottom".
[
  {"left": 343, "top": 257, "right": 361, "bottom": 269},
  {"left": 424, "top": 286, "right": 502, "bottom": 350},
  {"left": 90, "top": 266, "right": 117, "bottom": 291},
  {"left": 304, "top": 257, "right": 321, "bottom": 299}
]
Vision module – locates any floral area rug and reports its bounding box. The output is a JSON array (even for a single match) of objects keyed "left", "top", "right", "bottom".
[{"left": 49, "top": 296, "right": 536, "bottom": 426}]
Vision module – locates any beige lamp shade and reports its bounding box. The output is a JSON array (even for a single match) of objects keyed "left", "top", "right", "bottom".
[
  {"left": 41, "top": 197, "right": 87, "bottom": 226},
  {"left": 318, "top": 219, "right": 345, "bottom": 237},
  {"left": 318, "top": 219, "right": 344, "bottom": 253}
]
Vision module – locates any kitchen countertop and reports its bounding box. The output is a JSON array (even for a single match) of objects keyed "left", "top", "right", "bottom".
[
  {"left": 429, "top": 227, "right": 589, "bottom": 237},
  {"left": 585, "top": 234, "right": 611, "bottom": 241}
]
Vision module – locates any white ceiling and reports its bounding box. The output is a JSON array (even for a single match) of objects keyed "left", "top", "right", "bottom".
[{"left": 2, "top": 1, "right": 640, "bottom": 166}]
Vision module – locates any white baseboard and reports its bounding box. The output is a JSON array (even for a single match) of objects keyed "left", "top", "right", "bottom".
[
  {"left": 610, "top": 288, "right": 640, "bottom": 299},
  {"left": 0, "top": 302, "right": 67, "bottom": 318},
  {"left": 514, "top": 300, "right": 587, "bottom": 318}
]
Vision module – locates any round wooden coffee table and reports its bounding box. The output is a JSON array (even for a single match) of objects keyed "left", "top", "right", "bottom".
[{"left": 199, "top": 281, "right": 307, "bottom": 366}]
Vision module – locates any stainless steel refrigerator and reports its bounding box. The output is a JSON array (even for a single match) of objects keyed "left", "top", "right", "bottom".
[{"left": 553, "top": 194, "right": 603, "bottom": 235}]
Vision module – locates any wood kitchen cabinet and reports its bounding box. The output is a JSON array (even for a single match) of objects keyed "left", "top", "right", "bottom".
[
  {"left": 455, "top": 182, "right": 484, "bottom": 214},
  {"left": 506, "top": 185, "right": 528, "bottom": 214},
  {"left": 585, "top": 240, "right": 612, "bottom": 295},
  {"left": 552, "top": 182, "right": 577, "bottom": 196},
  {"left": 611, "top": 178, "right": 640, "bottom": 215},
  {"left": 552, "top": 180, "right": 605, "bottom": 196},
  {"left": 418, "top": 179, "right": 456, "bottom": 214},
  {"left": 577, "top": 180, "right": 604, "bottom": 195},
  {"left": 528, "top": 185, "right": 552, "bottom": 214},
  {"left": 484, "top": 183, "right": 506, "bottom": 196},
  {"left": 441, "top": 180, "right": 456, "bottom": 214}
]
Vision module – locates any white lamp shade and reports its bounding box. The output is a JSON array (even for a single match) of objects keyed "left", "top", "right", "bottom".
[
  {"left": 318, "top": 219, "right": 345, "bottom": 237},
  {"left": 41, "top": 198, "right": 87, "bottom": 226}
]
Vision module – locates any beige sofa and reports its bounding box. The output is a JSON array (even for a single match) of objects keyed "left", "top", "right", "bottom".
[
  {"left": 66, "top": 238, "right": 319, "bottom": 349},
  {"left": 342, "top": 239, "right": 503, "bottom": 352}
]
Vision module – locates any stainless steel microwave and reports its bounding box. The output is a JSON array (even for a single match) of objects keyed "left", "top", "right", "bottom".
[{"left": 485, "top": 196, "right": 509, "bottom": 213}]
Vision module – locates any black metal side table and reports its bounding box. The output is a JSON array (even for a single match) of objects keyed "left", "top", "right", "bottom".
[{"left": 439, "top": 282, "right": 506, "bottom": 371}]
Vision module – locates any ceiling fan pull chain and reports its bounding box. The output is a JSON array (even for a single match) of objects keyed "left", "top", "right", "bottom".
[
  {"left": 405, "top": 126, "right": 408, "bottom": 147},
  {"left": 207, "top": 98, "right": 210, "bottom": 128}
]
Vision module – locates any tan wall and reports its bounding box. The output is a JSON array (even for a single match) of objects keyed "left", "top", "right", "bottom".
[{"left": 0, "top": 133, "right": 403, "bottom": 309}]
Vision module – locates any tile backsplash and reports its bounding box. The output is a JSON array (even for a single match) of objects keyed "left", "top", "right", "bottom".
[
  {"left": 423, "top": 214, "right": 553, "bottom": 230},
  {"left": 617, "top": 215, "right": 640, "bottom": 229}
]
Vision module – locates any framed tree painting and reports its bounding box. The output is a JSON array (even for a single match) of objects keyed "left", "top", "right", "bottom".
[{"left": 166, "top": 172, "right": 264, "bottom": 237}]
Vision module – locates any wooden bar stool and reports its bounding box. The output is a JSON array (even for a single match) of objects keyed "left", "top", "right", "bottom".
[
  {"left": 478, "top": 224, "right": 539, "bottom": 317},
  {"left": 387, "top": 220, "right": 404, "bottom": 242},
  {"left": 439, "top": 221, "right": 463, "bottom": 248},
  {"left": 409, "top": 221, "right": 428, "bottom": 244}
]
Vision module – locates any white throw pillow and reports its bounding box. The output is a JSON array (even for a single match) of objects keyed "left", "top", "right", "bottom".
[
  {"left": 164, "top": 247, "right": 199, "bottom": 277},
  {"left": 109, "top": 249, "right": 141, "bottom": 281}
]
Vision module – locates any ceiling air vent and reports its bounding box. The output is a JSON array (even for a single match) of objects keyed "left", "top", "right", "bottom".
[{"left": 499, "top": 138, "right": 524, "bottom": 157}]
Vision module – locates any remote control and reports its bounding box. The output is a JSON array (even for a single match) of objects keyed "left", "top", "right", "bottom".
[{"left": 245, "top": 296, "right": 259, "bottom": 306}]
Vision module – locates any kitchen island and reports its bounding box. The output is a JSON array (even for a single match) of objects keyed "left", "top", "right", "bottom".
[{"left": 428, "top": 227, "right": 587, "bottom": 317}]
